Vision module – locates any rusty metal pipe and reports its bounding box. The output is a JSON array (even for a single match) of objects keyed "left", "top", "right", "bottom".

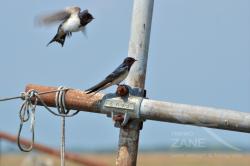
[
  {"left": 25, "top": 84, "right": 104, "bottom": 114},
  {"left": 0, "top": 132, "right": 107, "bottom": 166},
  {"left": 141, "top": 99, "right": 250, "bottom": 133}
]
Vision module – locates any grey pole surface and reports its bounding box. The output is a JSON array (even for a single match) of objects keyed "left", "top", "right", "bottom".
[
  {"left": 116, "top": 0, "right": 154, "bottom": 166},
  {"left": 141, "top": 99, "right": 250, "bottom": 133}
]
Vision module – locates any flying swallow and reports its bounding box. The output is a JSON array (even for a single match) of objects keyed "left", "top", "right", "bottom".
[
  {"left": 85, "top": 57, "right": 137, "bottom": 94},
  {"left": 37, "top": 6, "right": 94, "bottom": 47}
]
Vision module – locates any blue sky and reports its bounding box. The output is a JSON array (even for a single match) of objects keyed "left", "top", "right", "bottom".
[{"left": 0, "top": 0, "right": 249, "bottom": 152}]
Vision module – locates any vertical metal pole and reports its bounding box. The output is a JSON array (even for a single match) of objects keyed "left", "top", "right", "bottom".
[
  {"left": 126, "top": 0, "right": 154, "bottom": 89},
  {"left": 0, "top": 140, "right": 1, "bottom": 166},
  {"left": 116, "top": 0, "right": 154, "bottom": 166}
]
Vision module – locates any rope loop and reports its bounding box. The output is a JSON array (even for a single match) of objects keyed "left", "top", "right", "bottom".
[
  {"left": 1, "top": 87, "right": 80, "bottom": 165},
  {"left": 17, "top": 89, "right": 38, "bottom": 152},
  {"left": 16, "top": 87, "right": 79, "bottom": 153},
  {"left": 56, "top": 86, "right": 70, "bottom": 115}
]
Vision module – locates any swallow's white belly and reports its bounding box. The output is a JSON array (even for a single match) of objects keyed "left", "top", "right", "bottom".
[
  {"left": 111, "top": 70, "right": 129, "bottom": 85},
  {"left": 62, "top": 15, "right": 81, "bottom": 32}
]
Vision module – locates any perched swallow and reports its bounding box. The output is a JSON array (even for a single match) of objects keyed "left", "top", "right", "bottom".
[
  {"left": 85, "top": 57, "right": 137, "bottom": 94},
  {"left": 37, "top": 6, "right": 94, "bottom": 47}
]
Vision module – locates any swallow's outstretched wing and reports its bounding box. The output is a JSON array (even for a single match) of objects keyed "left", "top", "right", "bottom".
[{"left": 36, "top": 6, "right": 81, "bottom": 26}]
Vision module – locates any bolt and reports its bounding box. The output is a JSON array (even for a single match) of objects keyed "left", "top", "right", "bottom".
[{"left": 116, "top": 85, "right": 129, "bottom": 97}]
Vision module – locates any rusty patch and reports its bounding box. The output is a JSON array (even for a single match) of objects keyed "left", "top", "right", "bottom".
[
  {"left": 116, "top": 85, "right": 129, "bottom": 97},
  {"left": 25, "top": 84, "right": 104, "bottom": 114},
  {"left": 113, "top": 114, "right": 125, "bottom": 122},
  {"left": 116, "top": 120, "right": 141, "bottom": 166}
]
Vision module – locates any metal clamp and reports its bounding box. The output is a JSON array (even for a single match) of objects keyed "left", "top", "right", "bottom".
[{"left": 101, "top": 94, "right": 143, "bottom": 127}]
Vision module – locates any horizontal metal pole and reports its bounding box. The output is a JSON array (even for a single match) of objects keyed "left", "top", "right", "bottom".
[
  {"left": 25, "top": 84, "right": 105, "bottom": 114},
  {"left": 25, "top": 84, "right": 250, "bottom": 133},
  {"left": 140, "top": 99, "right": 250, "bottom": 133}
]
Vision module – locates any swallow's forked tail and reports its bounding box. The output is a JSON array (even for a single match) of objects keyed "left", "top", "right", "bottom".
[
  {"left": 85, "top": 79, "right": 110, "bottom": 94},
  {"left": 47, "top": 33, "right": 67, "bottom": 47}
]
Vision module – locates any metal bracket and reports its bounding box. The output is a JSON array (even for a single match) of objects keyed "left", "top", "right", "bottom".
[{"left": 100, "top": 94, "right": 143, "bottom": 127}]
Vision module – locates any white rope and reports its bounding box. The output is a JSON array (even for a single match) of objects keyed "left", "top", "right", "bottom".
[
  {"left": 61, "top": 116, "right": 65, "bottom": 166},
  {"left": 55, "top": 86, "right": 69, "bottom": 166},
  {"left": 17, "top": 90, "right": 38, "bottom": 152}
]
